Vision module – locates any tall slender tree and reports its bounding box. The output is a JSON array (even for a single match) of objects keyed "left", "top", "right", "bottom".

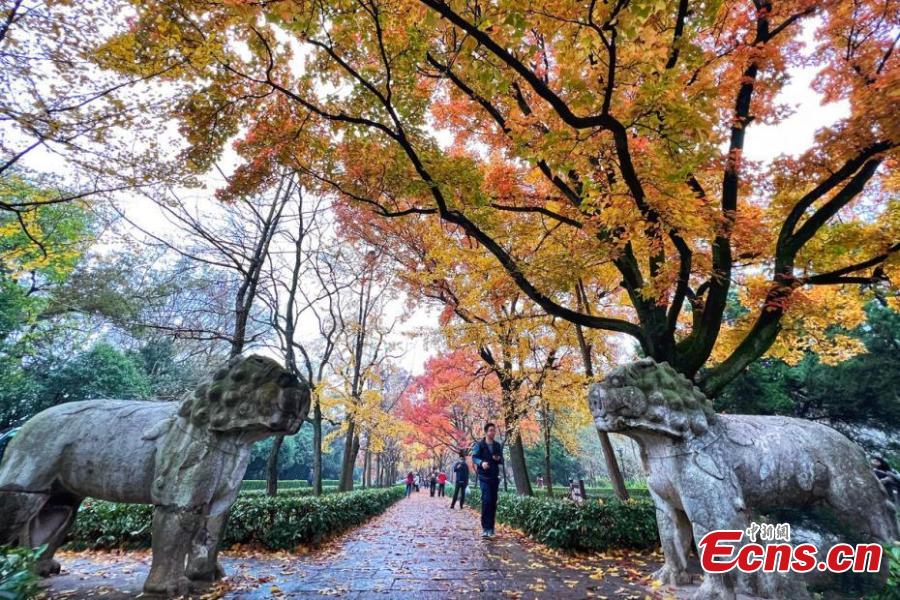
[
  {"left": 327, "top": 248, "right": 399, "bottom": 492},
  {"left": 262, "top": 187, "right": 350, "bottom": 495},
  {"left": 115, "top": 176, "right": 294, "bottom": 355}
]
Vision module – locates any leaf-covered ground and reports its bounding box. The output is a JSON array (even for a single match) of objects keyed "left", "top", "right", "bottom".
[{"left": 45, "top": 491, "right": 672, "bottom": 599}]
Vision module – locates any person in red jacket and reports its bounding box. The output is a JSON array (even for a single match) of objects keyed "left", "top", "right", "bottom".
[
  {"left": 405, "top": 472, "right": 414, "bottom": 497},
  {"left": 437, "top": 470, "right": 447, "bottom": 497}
]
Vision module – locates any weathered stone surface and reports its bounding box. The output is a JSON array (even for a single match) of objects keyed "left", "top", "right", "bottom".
[
  {"left": 589, "top": 358, "right": 899, "bottom": 600},
  {"left": 0, "top": 354, "right": 309, "bottom": 598}
]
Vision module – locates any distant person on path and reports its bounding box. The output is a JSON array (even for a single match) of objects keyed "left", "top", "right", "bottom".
[
  {"left": 405, "top": 472, "right": 414, "bottom": 497},
  {"left": 450, "top": 451, "right": 469, "bottom": 509},
  {"left": 437, "top": 470, "right": 447, "bottom": 496},
  {"left": 471, "top": 422, "right": 503, "bottom": 537},
  {"left": 429, "top": 470, "right": 437, "bottom": 497}
]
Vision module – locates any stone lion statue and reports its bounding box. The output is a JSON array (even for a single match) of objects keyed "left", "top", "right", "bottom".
[
  {"left": 0, "top": 354, "right": 309, "bottom": 597},
  {"left": 589, "top": 358, "right": 898, "bottom": 600}
]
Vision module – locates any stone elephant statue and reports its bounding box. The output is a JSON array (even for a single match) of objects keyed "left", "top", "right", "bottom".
[{"left": 0, "top": 354, "right": 309, "bottom": 597}]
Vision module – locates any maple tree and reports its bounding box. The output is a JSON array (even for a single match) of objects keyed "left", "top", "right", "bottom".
[
  {"left": 336, "top": 182, "right": 636, "bottom": 497},
  {"left": 400, "top": 350, "right": 499, "bottom": 469},
  {"left": 340, "top": 208, "right": 592, "bottom": 495},
  {"left": 530, "top": 350, "right": 596, "bottom": 496},
  {"left": 91, "top": 0, "right": 898, "bottom": 401}
]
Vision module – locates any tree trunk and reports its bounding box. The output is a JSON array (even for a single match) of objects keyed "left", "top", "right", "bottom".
[
  {"left": 500, "top": 378, "right": 532, "bottom": 496},
  {"left": 312, "top": 400, "right": 323, "bottom": 496},
  {"left": 598, "top": 430, "right": 629, "bottom": 500},
  {"left": 506, "top": 430, "right": 532, "bottom": 496},
  {"left": 338, "top": 420, "right": 355, "bottom": 492},
  {"left": 266, "top": 435, "right": 284, "bottom": 497},
  {"left": 375, "top": 453, "right": 382, "bottom": 487},
  {"left": 538, "top": 395, "right": 554, "bottom": 497},
  {"left": 362, "top": 447, "right": 370, "bottom": 488},
  {"left": 231, "top": 304, "right": 249, "bottom": 358},
  {"left": 338, "top": 423, "right": 360, "bottom": 492},
  {"left": 574, "top": 320, "right": 630, "bottom": 501},
  {"left": 542, "top": 423, "right": 553, "bottom": 497}
]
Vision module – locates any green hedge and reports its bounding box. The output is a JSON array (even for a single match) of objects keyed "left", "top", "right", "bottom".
[
  {"left": 531, "top": 486, "right": 651, "bottom": 500},
  {"left": 0, "top": 546, "right": 43, "bottom": 600},
  {"left": 239, "top": 479, "right": 342, "bottom": 491},
  {"left": 466, "top": 487, "right": 659, "bottom": 552},
  {"left": 240, "top": 480, "right": 309, "bottom": 491},
  {"left": 239, "top": 486, "right": 339, "bottom": 498},
  {"left": 224, "top": 486, "right": 404, "bottom": 549},
  {"left": 67, "top": 486, "right": 405, "bottom": 551}
]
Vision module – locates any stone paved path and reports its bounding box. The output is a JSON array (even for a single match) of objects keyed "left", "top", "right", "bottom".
[{"left": 45, "top": 491, "right": 664, "bottom": 599}]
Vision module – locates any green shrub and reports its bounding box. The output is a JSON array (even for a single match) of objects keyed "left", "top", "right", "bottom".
[
  {"left": 870, "top": 543, "right": 900, "bottom": 599},
  {"left": 67, "top": 501, "right": 154, "bottom": 550},
  {"left": 466, "top": 487, "right": 658, "bottom": 552},
  {"left": 223, "top": 486, "right": 404, "bottom": 549},
  {"left": 239, "top": 479, "right": 343, "bottom": 491},
  {"left": 239, "top": 486, "right": 339, "bottom": 498},
  {"left": 0, "top": 546, "right": 44, "bottom": 600},
  {"left": 530, "top": 486, "right": 650, "bottom": 500},
  {"left": 67, "top": 487, "right": 405, "bottom": 551},
  {"left": 240, "top": 480, "right": 310, "bottom": 491}
]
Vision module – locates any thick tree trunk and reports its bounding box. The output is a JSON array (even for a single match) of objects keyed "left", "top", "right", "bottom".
[
  {"left": 499, "top": 378, "right": 532, "bottom": 496},
  {"left": 338, "top": 423, "right": 360, "bottom": 492},
  {"left": 312, "top": 400, "right": 323, "bottom": 496},
  {"left": 266, "top": 435, "right": 284, "bottom": 497},
  {"left": 231, "top": 305, "right": 249, "bottom": 359},
  {"left": 338, "top": 421, "right": 355, "bottom": 492},
  {"left": 506, "top": 430, "right": 532, "bottom": 496}
]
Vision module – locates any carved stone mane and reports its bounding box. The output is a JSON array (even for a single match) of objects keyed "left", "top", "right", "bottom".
[{"left": 590, "top": 358, "right": 716, "bottom": 439}]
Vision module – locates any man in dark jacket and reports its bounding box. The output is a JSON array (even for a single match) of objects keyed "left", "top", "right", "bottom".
[
  {"left": 471, "top": 422, "right": 503, "bottom": 537},
  {"left": 449, "top": 451, "right": 469, "bottom": 509}
]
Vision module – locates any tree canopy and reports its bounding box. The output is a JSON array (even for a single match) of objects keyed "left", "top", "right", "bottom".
[{"left": 94, "top": 0, "right": 898, "bottom": 397}]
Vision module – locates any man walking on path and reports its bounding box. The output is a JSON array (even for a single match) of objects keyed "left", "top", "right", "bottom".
[
  {"left": 449, "top": 451, "right": 469, "bottom": 509},
  {"left": 471, "top": 422, "right": 503, "bottom": 537},
  {"left": 429, "top": 470, "right": 437, "bottom": 497},
  {"left": 437, "top": 470, "right": 447, "bottom": 496},
  {"left": 405, "top": 472, "right": 414, "bottom": 497}
]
